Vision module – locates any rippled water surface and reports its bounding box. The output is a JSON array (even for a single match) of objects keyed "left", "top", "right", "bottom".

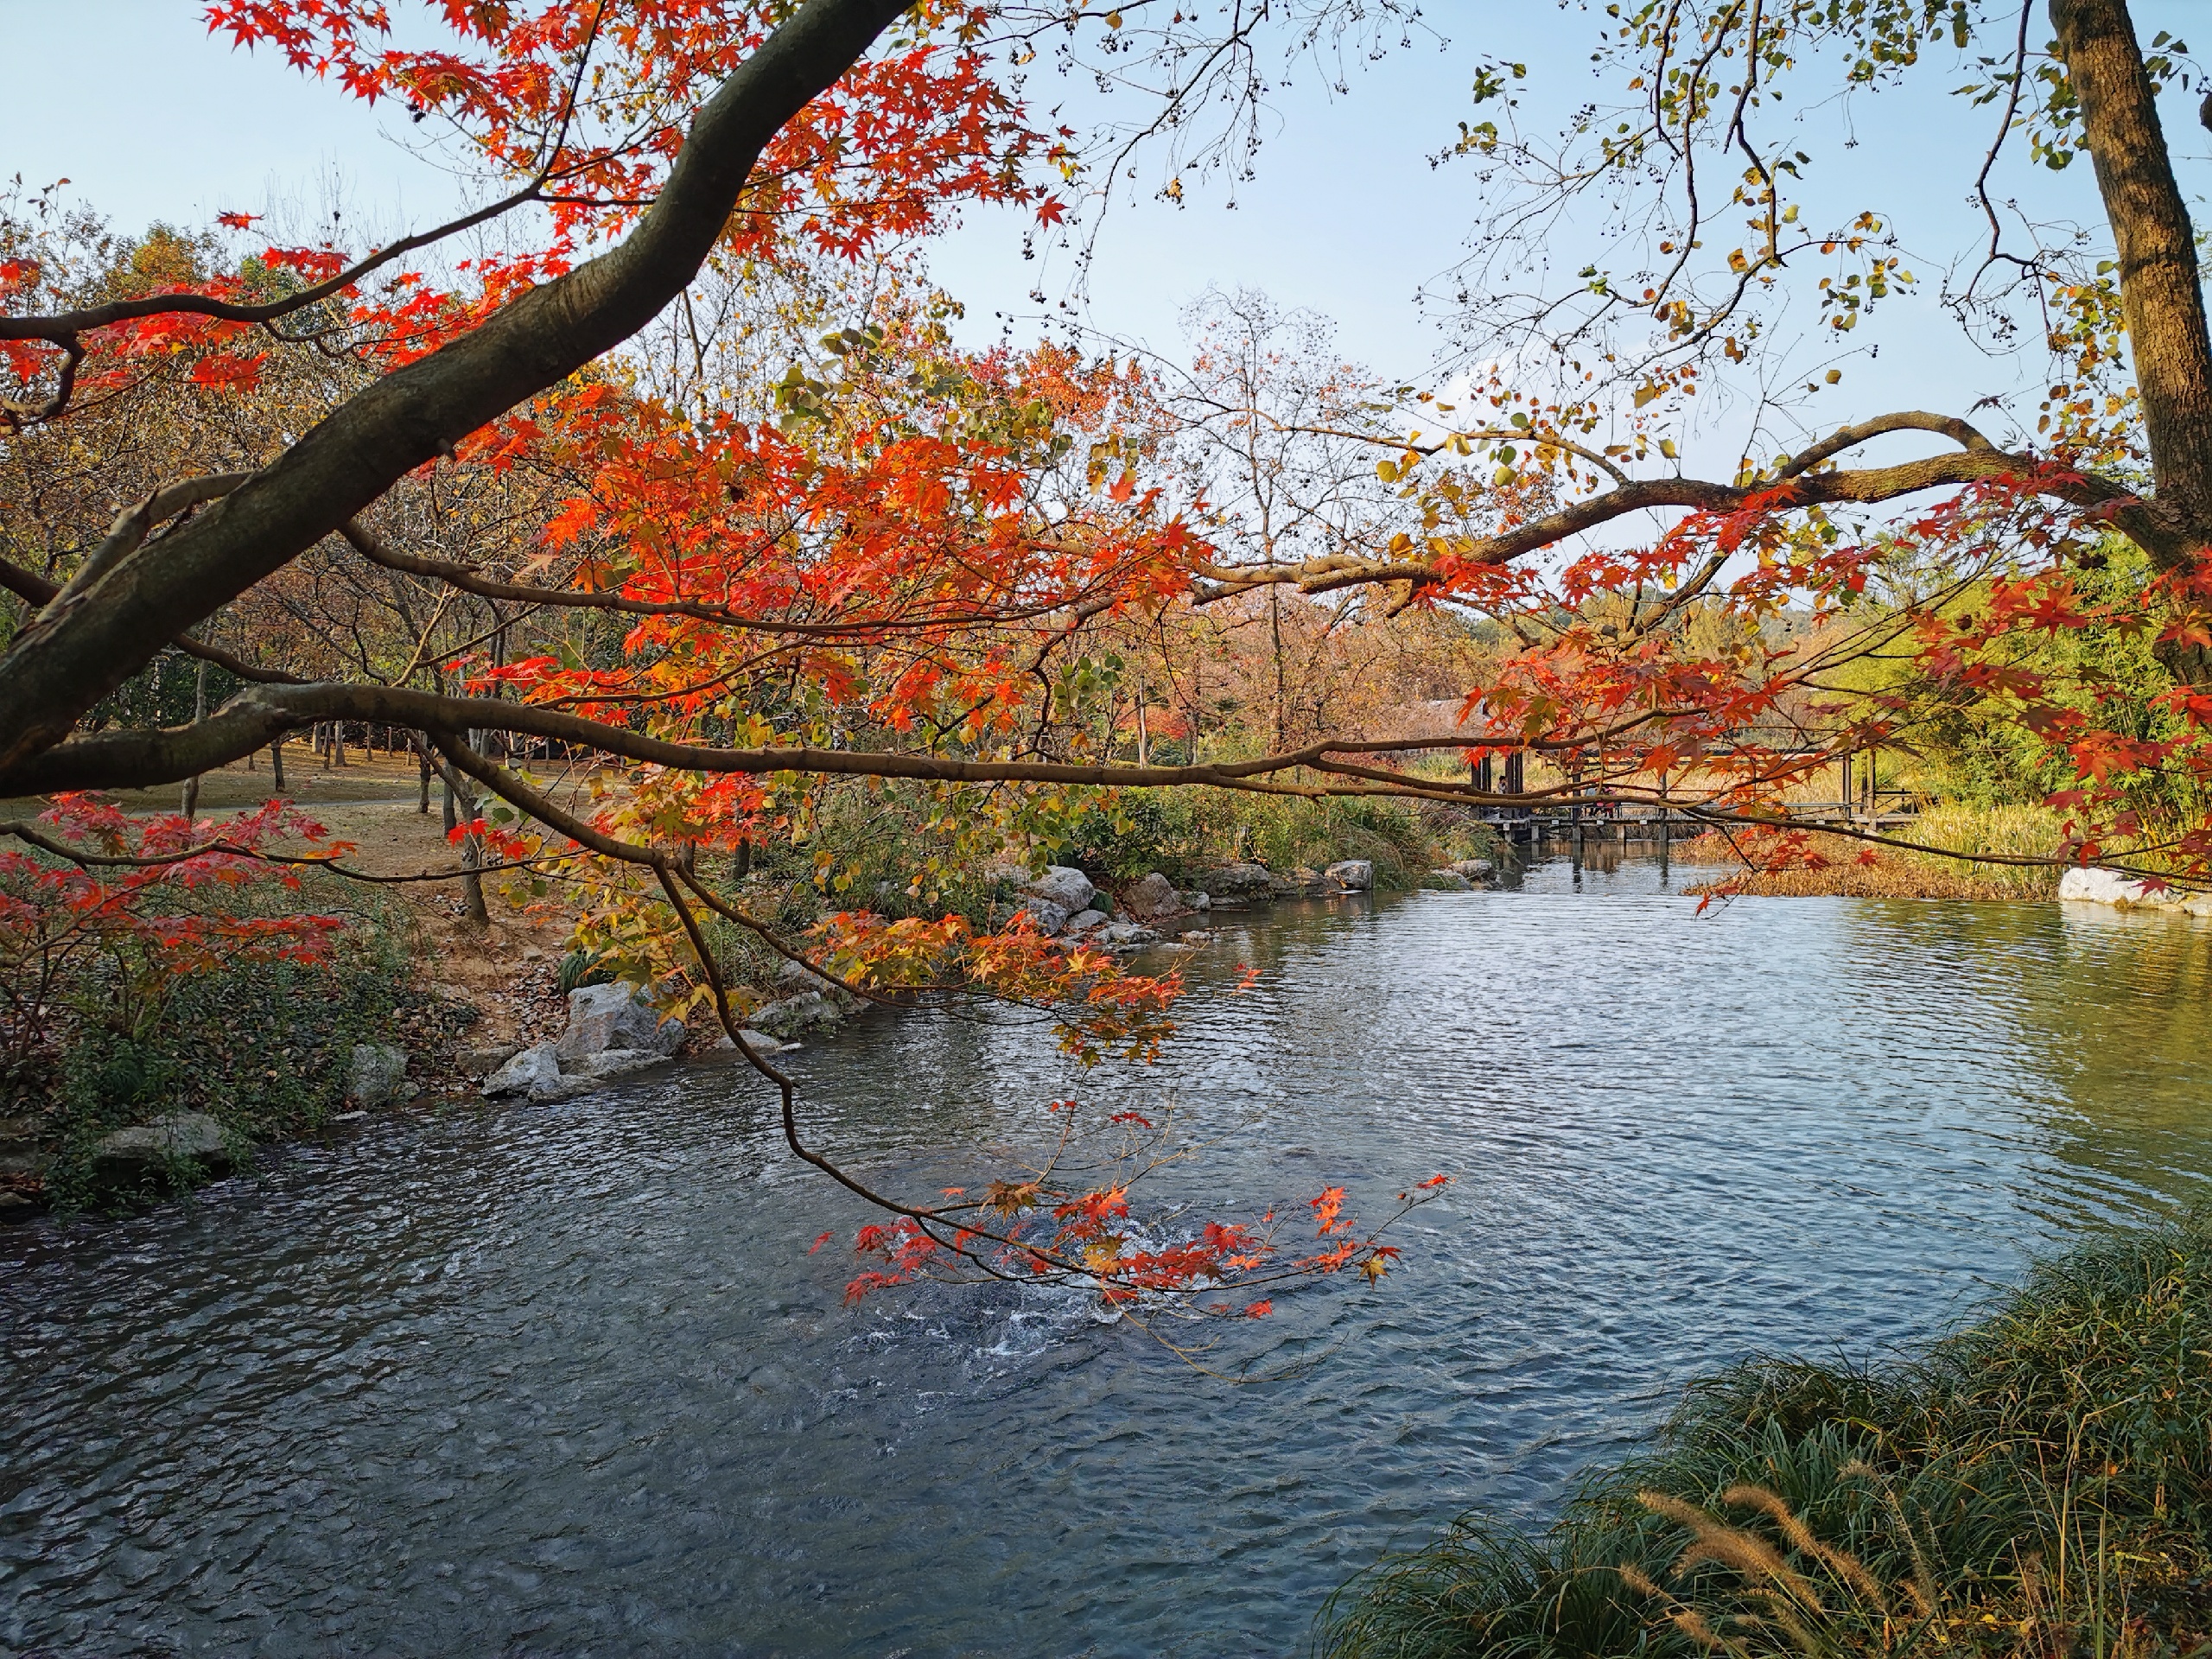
[{"left": 9, "top": 861, "right": 2212, "bottom": 1657}]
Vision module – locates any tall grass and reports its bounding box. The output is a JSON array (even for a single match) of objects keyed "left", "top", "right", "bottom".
[
  {"left": 1903, "top": 803, "right": 2068, "bottom": 896},
  {"left": 1320, "top": 1212, "right": 2212, "bottom": 1657},
  {"left": 1685, "top": 804, "right": 2069, "bottom": 900}
]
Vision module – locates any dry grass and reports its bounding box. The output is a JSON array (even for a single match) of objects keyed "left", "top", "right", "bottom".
[{"left": 1679, "top": 805, "right": 2067, "bottom": 902}]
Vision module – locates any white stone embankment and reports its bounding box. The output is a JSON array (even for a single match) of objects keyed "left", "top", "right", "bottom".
[{"left": 2057, "top": 867, "right": 2212, "bottom": 916}]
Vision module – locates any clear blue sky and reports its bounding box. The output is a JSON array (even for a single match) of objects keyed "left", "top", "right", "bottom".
[{"left": 4, "top": 0, "right": 2204, "bottom": 450}]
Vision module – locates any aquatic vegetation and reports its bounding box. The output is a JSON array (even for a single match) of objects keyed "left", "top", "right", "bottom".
[{"left": 1321, "top": 1212, "right": 2212, "bottom": 1657}]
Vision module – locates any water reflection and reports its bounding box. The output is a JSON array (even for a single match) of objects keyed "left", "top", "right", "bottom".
[{"left": 5, "top": 863, "right": 2210, "bottom": 1657}]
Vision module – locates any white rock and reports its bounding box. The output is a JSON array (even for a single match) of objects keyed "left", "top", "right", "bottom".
[
  {"left": 1100, "top": 922, "right": 1160, "bottom": 946},
  {"left": 1325, "top": 858, "right": 1374, "bottom": 892},
  {"left": 1020, "top": 865, "right": 1097, "bottom": 915},
  {"left": 1065, "top": 908, "right": 1108, "bottom": 933},
  {"left": 2058, "top": 866, "right": 2157, "bottom": 906},
  {"left": 713, "top": 1029, "right": 794, "bottom": 1056},
  {"left": 556, "top": 982, "right": 683, "bottom": 1064},
  {"left": 483, "top": 1041, "right": 562, "bottom": 1096},
  {"left": 1197, "top": 862, "right": 1274, "bottom": 903},
  {"left": 1177, "top": 890, "right": 1212, "bottom": 912},
  {"left": 93, "top": 1112, "right": 232, "bottom": 1173},
  {"left": 456, "top": 1043, "right": 518, "bottom": 1077},
  {"left": 560, "top": 1047, "right": 664, "bottom": 1083},
  {"left": 753, "top": 992, "right": 844, "bottom": 1039}
]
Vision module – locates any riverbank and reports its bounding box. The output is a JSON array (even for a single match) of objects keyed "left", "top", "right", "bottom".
[
  {"left": 1, "top": 766, "right": 1481, "bottom": 1217},
  {"left": 1677, "top": 805, "right": 2067, "bottom": 902},
  {"left": 1321, "top": 1211, "right": 2212, "bottom": 1658}
]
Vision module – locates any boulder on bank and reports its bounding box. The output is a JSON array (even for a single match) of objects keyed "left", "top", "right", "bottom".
[
  {"left": 483, "top": 983, "right": 686, "bottom": 1102},
  {"left": 482, "top": 1036, "right": 673, "bottom": 1102},
  {"left": 1014, "top": 897, "right": 1072, "bottom": 936},
  {"left": 1421, "top": 869, "right": 1474, "bottom": 891},
  {"left": 561, "top": 1047, "right": 663, "bottom": 1083},
  {"left": 1269, "top": 868, "right": 1330, "bottom": 898},
  {"left": 1020, "top": 864, "right": 1098, "bottom": 916},
  {"left": 1325, "top": 859, "right": 1374, "bottom": 893},
  {"left": 1065, "top": 907, "right": 1108, "bottom": 934},
  {"left": 713, "top": 1029, "right": 795, "bottom": 1056},
  {"left": 775, "top": 957, "right": 845, "bottom": 996},
  {"left": 92, "top": 1113, "right": 235, "bottom": 1186},
  {"left": 1195, "top": 863, "right": 1274, "bottom": 905},
  {"left": 1122, "top": 871, "right": 1182, "bottom": 920},
  {"left": 0, "top": 1116, "right": 40, "bottom": 1183},
  {"left": 555, "top": 982, "right": 684, "bottom": 1065},
  {"left": 1177, "top": 889, "right": 1211, "bottom": 912},
  {"left": 456, "top": 1042, "right": 519, "bottom": 1079},
  {"left": 345, "top": 1042, "right": 410, "bottom": 1107},
  {"left": 484, "top": 1041, "right": 562, "bottom": 1097},
  {"left": 752, "top": 991, "right": 844, "bottom": 1040}
]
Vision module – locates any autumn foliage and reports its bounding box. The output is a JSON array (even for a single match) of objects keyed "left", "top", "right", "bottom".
[{"left": 0, "top": 796, "right": 345, "bottom": 1075}]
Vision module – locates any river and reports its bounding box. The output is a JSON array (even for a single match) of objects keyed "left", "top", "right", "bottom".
[{"left": 6, "top": 859, "right": 2212, "bottom": 1656}]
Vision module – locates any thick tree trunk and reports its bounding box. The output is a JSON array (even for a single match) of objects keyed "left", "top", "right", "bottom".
[
  {"left": 2052, "top": 0, "right": 2212, "bottom": 679},
  {"left": 180, "top": 656, "right": 207, "bottom": 819}
]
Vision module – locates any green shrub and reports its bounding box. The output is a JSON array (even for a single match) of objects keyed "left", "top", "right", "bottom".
[
  {"left": 16, "top": 884, "right": 463, "bottom": 1210},
  {"left": 37, "top": 951, "right": 454, "bottom": 1210},
  {"left": 1065, "top": 789, "right": 1441, "bottom": 890}
]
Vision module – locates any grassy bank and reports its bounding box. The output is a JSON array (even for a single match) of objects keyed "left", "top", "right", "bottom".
[
  {"left": 1321, "top": 1213, "right": 2212, "bottom": 1657},
  {"left": 4, "top": 874, "right": 471, "bottom": 1211},
  {"left": 1685, "top": 805, "right": 2068, "bottom": 901}
]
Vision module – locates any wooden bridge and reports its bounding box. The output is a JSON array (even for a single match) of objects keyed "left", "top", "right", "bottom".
[{"left": 1482, "top": 799, "right": 1920, "bottom": 854}]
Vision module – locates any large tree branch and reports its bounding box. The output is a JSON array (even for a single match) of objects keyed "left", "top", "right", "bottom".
[
  {"left": 0, "top": 678, "right": 1607, "bottom": 798},
  {"left": 1195, "top": 424, "right": 2139, "bottom": 600},
  {"left": 0, "top": 552, "right": 304, "bottom": 687},
  {"left": 0, "top": 0, "right": 915, "bottom": 777},
  {"left": 0, "top": 184, "right": 551, "bottom": 346},
  {"left": 340, "top": 519, "right": 1114, "bottom": 641}
]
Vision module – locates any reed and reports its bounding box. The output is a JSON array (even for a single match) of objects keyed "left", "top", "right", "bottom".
[
  {"left": 1319, "top": 1212, "right": 2212, "bottom": 1657},
  {"left": 1681, "top": 804, "right": 2068, "bottom": 901}
]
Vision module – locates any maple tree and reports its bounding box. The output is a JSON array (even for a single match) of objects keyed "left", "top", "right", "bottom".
[
  {"left": 0, "top": 795, "right": 346, "bottom": 1075},
  {"left": 3, "top": 0, "right": 2212, "bottom": 1307}
]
